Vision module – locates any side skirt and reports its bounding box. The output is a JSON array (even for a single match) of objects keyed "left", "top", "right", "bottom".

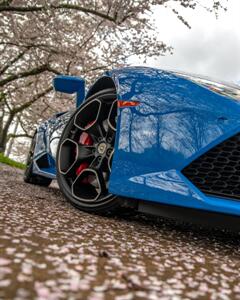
[{"left": 137, "top": 200, "right": 240, "bottom": 233}]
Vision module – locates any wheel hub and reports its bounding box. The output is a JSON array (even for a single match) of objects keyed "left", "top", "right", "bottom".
[{"left": 97, "top": 142, "right": 107, "bottom": 155}]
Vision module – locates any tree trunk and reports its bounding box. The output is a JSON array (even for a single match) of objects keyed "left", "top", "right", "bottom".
[
  {"left": 0, "top": 144, "right": 5, "bottom": 153},
  {"left": 5, "top": 116, "right": 19, "bottom": 157},
  {"left": 0, "top": 112, "right": 15, "bottom": 154}
]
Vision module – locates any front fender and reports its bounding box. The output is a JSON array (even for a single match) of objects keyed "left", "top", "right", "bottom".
[{"left": 107, "top": 67, "right": 240, "bottom": 216}]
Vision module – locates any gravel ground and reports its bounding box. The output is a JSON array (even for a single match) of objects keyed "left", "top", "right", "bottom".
[{"left": 0, "top": 163, "right": 240, "bottom": 300}]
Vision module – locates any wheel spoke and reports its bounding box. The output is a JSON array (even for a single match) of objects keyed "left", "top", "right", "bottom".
[
  {"left": 105, "top": 124, "right": 115, "bottom": 144},
  {"left": 108, "top": 150, "right": 114, "bottom": 172},
  {"left": 77, "top": 144, "right": 95, "bottom": 161},
  {"left": 95, "top": 100, "right": 110, "bottom": 123},
  {"left": 94, "top": 169, "right": 107, "bottom": 197},
  {"left": 88, "top": 168, "right": 107, "bottom": 198},
  {"left": 84, "top": 101, "right": 109, "bottom": 140},
  {"left": 90, "top": 156, "right": 103, "bottom": 170},
  {"left": 104, "top": 101, "right": 117, "bottom": 143},
  {"left": 107, "top": 100, "right": 117, "bottom": 131},
  {"left": 85, "top": 122, "right": 106, "bottom": 141}
]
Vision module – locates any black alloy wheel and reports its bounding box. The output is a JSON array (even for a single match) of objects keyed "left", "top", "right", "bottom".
[{"left": 56, "top": 89, "right": 122, "bottom": 213}]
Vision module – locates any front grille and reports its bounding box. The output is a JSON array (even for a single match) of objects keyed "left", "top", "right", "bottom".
[{"left": 182, "top": 133, "right": 240, "bottom": 200}]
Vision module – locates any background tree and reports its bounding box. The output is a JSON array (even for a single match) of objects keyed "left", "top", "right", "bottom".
[{"left": 0, "top": 0, "right": 227, "bottom": 157}]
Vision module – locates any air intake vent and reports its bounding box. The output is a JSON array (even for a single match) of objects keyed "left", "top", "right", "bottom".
[{"left": 182, "top": 133, "right": 240, "bottom": 200}]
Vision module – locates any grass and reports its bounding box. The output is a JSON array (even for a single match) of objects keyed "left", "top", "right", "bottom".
[{"left": 0, "top": 153, "right": 26, "bottom": 170}]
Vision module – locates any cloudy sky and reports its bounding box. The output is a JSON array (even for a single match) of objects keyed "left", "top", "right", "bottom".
[{"left": 133, "top": 0, "right": 240, "bottom": 84}]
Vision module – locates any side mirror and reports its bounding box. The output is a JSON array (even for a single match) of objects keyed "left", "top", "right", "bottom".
[{"left": 53, "top": 75, "right": 85, "bottom": 107}]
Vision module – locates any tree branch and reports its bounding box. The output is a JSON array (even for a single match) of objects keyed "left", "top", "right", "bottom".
[
  {"left": 0, "top": 3, "right": 117, "bottom": 23},
  {"left": 0, "top": 64, "right": 49, "bottom": 87},
  {"left": 7, "top": 133, "right": 32, "bottom": 140},
  {"left": 0, "top": 64, "right": 59, "bottom": 87},
  {"left": 12, "top": 86, "right": 53, "bottom": 114},
  {"left": 17, "top": 114, "right": 34, "bottom": 137},
  {"left": 0, "top": 48, "right": 29, "bottom": 76}
]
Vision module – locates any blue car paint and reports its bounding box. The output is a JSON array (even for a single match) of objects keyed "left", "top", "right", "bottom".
[
  {"left": 53, "top": 75, "right": 85, "bottom": 107},
  {"left": 106, "top": 67, "right": 240, "bottom": 216},
  {"left": 33, "top": 111, "right": 72, "bottom": 179},
  {"left": 33, "top": 66, "right": 240, "bottom": 217}
]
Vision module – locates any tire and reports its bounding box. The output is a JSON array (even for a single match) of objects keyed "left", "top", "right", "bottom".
[
  {"left": 24, "top": 133, "right": 52, "bottom": 187},
  {"left": 56, "top": 88, "right": 123, "bottom": 214}
]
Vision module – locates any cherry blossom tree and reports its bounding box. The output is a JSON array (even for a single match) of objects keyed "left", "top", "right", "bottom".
[{"left": 0, "top": 0, "right": 227, "bottom": 155}]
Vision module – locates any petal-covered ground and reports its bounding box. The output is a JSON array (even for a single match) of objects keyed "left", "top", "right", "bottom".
[{"left": 0, "top": 163, "right": 240, "bottom": 300}]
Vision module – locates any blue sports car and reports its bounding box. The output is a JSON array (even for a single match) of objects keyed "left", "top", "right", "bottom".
[{"left": 24, "top": 67, "right": 240, "bottom": 228}]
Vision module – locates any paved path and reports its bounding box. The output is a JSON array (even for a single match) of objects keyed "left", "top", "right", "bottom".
[{"left": 0, "top": 164, "right": 240, "bottom": 300}]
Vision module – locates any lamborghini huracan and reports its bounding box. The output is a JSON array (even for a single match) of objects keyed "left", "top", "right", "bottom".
[{"left": 24, "top": 67, "right": 240, "bottom": 229}]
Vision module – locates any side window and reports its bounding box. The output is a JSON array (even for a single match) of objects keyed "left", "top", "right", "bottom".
[{"left": 174, "top": 72, "right": 240, "bottom": 101}]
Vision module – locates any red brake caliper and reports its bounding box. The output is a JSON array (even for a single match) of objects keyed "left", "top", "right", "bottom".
[{"left": 76, "top": 132, "right": 93, "bottom": 177}]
